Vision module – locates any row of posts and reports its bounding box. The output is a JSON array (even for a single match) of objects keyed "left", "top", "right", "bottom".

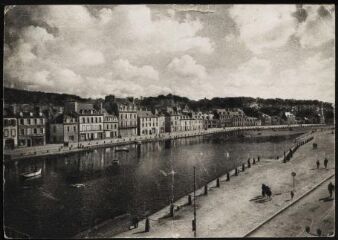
[
  {"left": 283, "top": 136, "right": 314, "bottom": 163},
  {"left": 143, "top": 155, "right": 261, "bottom": 233}
]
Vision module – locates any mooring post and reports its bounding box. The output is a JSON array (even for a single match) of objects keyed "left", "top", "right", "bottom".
[
  {"left": 170, "top": 203, "right": 174, "bottom": 217},
  {"left": 257, "top": 156, "right": 260, "bottom": 162},
  {"left": 235, "top": 168, "right": 238, "bottom": 176},
  {"left": 242, "top": 163, "right": 245, "bottom": 172},
  {"left": 253, "top": 158, "right": 256, "bottom": 165},
  {"left": 247, "top": 159, "right": 251, "bottom": 168},
  {"left": 216, "top": 178, "right": 220, "bottom": 188},
  {"left": 188, "top": 195, "right": 192, "bottom": 205},
  {"left": 226, "top": 172, "right": 230, "bottom": 181},
  {"left": 204, "top": 185, "right": 208, "bottom": 195},
  {"left": 145, "top": 217, "right": 150, "bottom": 232}
]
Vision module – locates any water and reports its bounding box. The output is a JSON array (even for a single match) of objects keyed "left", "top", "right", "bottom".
[{"left": 4, "top": 129, "right": 305, "bottom": 238}]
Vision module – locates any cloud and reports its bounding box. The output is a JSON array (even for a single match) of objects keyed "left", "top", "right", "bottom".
[
  {"left": 167, "top": 55, "right": 207, "bottom": 79},
  {"left": 229, "top": 5, "right": 298, "bottom": 53},
  {"left": 296, "top": 5, "right": 335, "bottom": 48},
  {"left": 229, "top": 4, "right": 335, "bottom": 52},
  {"left": 4, "top": 5, "right": 214, "bottom": 99}
]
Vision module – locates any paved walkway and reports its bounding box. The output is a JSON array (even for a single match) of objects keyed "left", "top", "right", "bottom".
[
  {"left": 249, "top": 175, "right": 335, "bottom": 237},
  {"left": 105, "top": 129, "right": 335, "bottom": 238}
]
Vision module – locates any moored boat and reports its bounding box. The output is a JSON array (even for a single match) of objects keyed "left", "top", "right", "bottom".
[
  {"left": 115, "top": 147, "right": 129, "bottom": 152},
  {"left": 20, "top": 168, "right": 42, "bottom": 179}
]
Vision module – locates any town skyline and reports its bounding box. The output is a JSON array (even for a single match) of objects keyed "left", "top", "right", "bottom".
[{"left": 4, "top": 4, "right": 335, "bottom": 103}]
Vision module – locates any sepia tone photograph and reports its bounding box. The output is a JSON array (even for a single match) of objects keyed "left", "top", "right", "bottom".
[{"left": 2, "top": 3, "right": 335, "bottom": 239}]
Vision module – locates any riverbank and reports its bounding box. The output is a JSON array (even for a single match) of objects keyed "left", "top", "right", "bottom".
[
  {"left": 89, "top": 128, "right": 335, "bottom": 238},
  {"left": 4, "top": 124, "right": 326, "bottom": 162}
]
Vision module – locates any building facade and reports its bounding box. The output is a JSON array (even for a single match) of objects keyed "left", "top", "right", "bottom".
[
  {"left": 103, "top": 114, "right": 119, "bottom": 138},
  {"left": 3, "top": 116, "right": 18, "bottom": 149},
  {"left": 118, "top": 104, "right": 138, "bottom": 138},
  {"left": 17, "top": 112, "right": 46, "bottom": 147},
  {"left": 137, "top": 111, "right": 159, "bottom": 136}
]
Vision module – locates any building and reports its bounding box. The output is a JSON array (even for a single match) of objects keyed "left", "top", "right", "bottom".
[
  {"left": 260, "top": 113, "right": 272, "bottom": 125},
  {"left": 157, "top": 114, "right": 166, "bottom": 134},
  {"left": 165, "top": 113, "right": 181, "bottom": 133},
  {"left": 49, "top": 113, "right": 79, "bottom": 144},
  {"left": 17, "top": 112, "right": 46, "bottom": 147},
  {"left": 137, "top": 111, "right": 159, "bottom": 136},
  {"left": 3, "top": 113, "right": 18, "bottom": 149},
  {"left": 103, "top": 112, "right": 119, "bottom": 139},
  {"left": 65, "top": 101, "right": 104, "bottom": 141},
  {"left": 283, "top": 112, "right": 297, "bottom": 125},
  {"left": 118, "top": 103, "right": 138, "bottom": 137}
]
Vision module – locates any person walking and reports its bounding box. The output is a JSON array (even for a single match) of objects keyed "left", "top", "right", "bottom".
[
  {"left": 324, "top": 158, "right": 328, "bottom": 169},
  {"left": 316, "top": 160, "right": 320, "bottom": 169},
  {"left": 328, "top": 182, "right": 335, "bottom": 198},
  {"left": 262, "top": 184, "right": 267, "bottom": 198}
]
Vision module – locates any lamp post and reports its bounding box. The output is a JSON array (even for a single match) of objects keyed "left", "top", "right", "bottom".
[
  {"left": 291, "top": 172, "right": 296, "bottom": 191},
  {"left": 193, "top": 166, "right": 197, "bottom": 238}
]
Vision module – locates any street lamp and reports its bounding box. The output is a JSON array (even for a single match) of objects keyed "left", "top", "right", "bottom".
[{"left": 291, "top": 172, "right": 296, "bottom": 191}]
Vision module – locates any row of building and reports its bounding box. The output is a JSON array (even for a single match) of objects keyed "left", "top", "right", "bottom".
[{"left": 3, "top": 99, "right": 322, "bottom": 149}]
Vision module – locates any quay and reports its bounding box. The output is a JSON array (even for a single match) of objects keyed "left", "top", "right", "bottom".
[
  {"left": 4, "top": 124, "right": 325, "bottom": 162},
  {"left": 87, "top": 127, "right": 334, "bottom": 238}
]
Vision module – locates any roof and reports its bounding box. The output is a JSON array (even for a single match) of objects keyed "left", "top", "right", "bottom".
[
  {"left": 16, "top": 111, "right": 46, "bottom": 118},
  {"left": 137, "top": 111, "right": 155, "bottom": 118}
]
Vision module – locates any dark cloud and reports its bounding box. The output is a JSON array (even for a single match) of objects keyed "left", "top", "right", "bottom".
[
  {"left": 317, "top": 6, "right": 331, "bottom": 18},
  {"left": 292, "top": 6, "right": 308, "bottom": 23}
]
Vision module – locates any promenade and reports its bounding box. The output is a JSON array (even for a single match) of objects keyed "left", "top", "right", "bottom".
[
  {"left": 93, "top": 128, "right": 335, "bottom": 238},
  {"left": 4, "top": 124, "right": 324, "bottom": 162}
]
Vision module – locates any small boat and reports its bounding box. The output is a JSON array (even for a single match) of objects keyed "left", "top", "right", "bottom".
[
  {"left": 20, "top": 168, "right": 42, "bottom": 179},
  {"left": 71, "top": 183, "right": 85, "bottom": 188},
  {"left": 115, "top": 147, "right": 129, "bottom": 152}
]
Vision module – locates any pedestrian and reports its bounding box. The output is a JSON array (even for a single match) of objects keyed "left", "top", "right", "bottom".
[
  {"left": 262, "top": 184, "right": 267, "bottom": 198},
  {"left": 328, "top": 182, "right": 335, "bottom": 198},
  {"left": 266, "top": 186, "right": 272, "bottom": 199},
  {"left": 316, "top": 160, "right": 320, "bottom": 169},
  {"left": 290, "top": 190, "right": 294, "bottom": 200},
  {"left": 324, "top": 158, "right": 328, "bottom": 169}
]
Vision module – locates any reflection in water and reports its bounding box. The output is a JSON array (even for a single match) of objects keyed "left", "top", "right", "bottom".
[{"left": 4, "top": 130, "right": 304, "bottom": 238}]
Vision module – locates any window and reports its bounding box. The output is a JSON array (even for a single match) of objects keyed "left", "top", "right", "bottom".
[
  {"left": 34, "top": 119, "right": 37, "bottom": 124},
  {"left": 11, "top": 129, "right": 16, "bottom": 137},
  {"left": 67, "top": 126, "right": 70, "bottom": 132},
  {"left": 20, "top": 119, "right": 24, "bottom": 125},
  {"left": 4, "top": 129, "right": 8, "bottom": 137},
  {"left": 27, "top": 128, "right": 32, "bottom": 135},
  {"left": 91, "top": 117, "right": 94, "bottom": 123},
  {"left": 34, "top": 128, "right": 37, "bottom": 134},
  {"left": 28, "top": 119, "right": 31, "bottom": 125},
  {"left": 20, "top": 129, "right": 24, "bottom": 136},
  {"left": 40, "top": 128, "right": 43, "bottom": 134},
  {"left": 74, "top": 126, "right": 76, "bottom": 132}
]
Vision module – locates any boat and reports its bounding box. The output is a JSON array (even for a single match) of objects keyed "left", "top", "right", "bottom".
[
  {"left": 115, "top": 147, "right": 129, "bottom": 152},
  {"left": 20, "top": 168, "right": 42, "bottom": 179},
  {"left": 71, "top": 183, "right": 85, "bottom": 188}
]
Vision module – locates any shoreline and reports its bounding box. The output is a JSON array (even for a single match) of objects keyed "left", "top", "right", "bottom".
[{"left": 4, "top": 124, "right": 328, "bottom": 162}]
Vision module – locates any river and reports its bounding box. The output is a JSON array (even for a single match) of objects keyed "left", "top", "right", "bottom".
[{"left": 4, "top": 128, "right": 307, "bottom": 238}]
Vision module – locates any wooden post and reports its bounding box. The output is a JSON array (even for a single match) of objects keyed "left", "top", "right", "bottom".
[
  {"left": 204, "top": 185, "right": 208, "bottom": 195},
  {"left": 188, "top": 195, "right": 192, "bottom": 205},
  {"left": 145, "top": 217, "right": 150, "bottom": 232},
  {"left": 226, "top": 172, "right": 230, "bottom": 181},
  {"left": 242, "top": 163, "right": 245, "bottom": 172},
  {"left": 247, "top": 159, "right": 251, "bottom": 168},
  {"left": 216, "top": 178, "right": 220, "bottom": 188},
  {"left": 235, "top": 168, "right": 238, "bottom": 176}
]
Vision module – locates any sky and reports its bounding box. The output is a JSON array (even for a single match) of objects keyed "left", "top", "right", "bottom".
[{"left": 3, "top": 4, "right": 335, "bottom": 103}]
